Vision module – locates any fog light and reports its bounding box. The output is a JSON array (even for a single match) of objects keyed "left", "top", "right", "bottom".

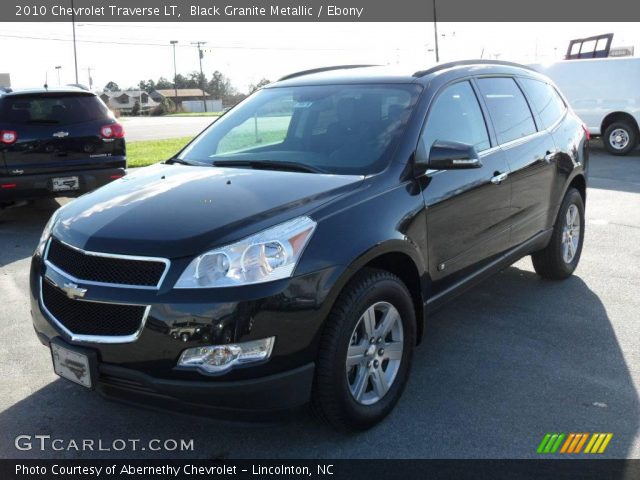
[{"left": 178, "top": 337, "right": 275, "bottom": 374}]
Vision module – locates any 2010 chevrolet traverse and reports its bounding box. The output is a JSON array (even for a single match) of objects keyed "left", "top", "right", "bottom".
[{"left": 31, "top": 61, "right": 588, "bottom": 430}]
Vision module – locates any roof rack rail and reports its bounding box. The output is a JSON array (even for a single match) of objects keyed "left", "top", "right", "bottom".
[
  {"left": 413, "top": 59, "right": 535, "bottom": 78},
  {"left": 278, "top": 64, "right": 378, "bottom": 82}
]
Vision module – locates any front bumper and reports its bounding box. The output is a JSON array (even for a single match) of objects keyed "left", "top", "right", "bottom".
[
  {"left": 31, "top": 251, "right": 343, "bottom": 413},
  {"left": 0, "top": 167, "right": 125, "bottom": 201}
]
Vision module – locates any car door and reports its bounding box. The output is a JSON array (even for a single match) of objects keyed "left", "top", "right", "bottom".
[
  {"left": 475, "top": 76, "right": 557, "bottom": 247},
  {"left": 418, "top": 80, "right": 512, "bottom": 290}
]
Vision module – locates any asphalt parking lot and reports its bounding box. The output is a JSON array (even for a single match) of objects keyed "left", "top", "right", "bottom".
[
  {"left": 0, "top": 143, "right": 638, "bottom": 459},
  {"left": 121, "top": 116, "right": 216, "bottom": 141}
]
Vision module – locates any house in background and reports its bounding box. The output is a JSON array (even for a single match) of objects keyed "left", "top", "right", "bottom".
[
  {"left": 151, "top": 89, "right": 222, "bottom": 113},
  {"left": 100, "top": 90, "right": 159, "bottom": 115}
]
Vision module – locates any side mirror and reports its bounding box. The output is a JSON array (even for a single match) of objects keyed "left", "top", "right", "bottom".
[{"left": 414, "top": 140, "right": 482, "bottom": 175}]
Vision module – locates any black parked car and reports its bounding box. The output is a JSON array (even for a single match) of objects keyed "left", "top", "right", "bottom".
[
  {"left": 0, "top": 86, "right": 125, "bottom": 205},
  {"left": 31, "top": 61, "right": 588, "bottom": 430}
]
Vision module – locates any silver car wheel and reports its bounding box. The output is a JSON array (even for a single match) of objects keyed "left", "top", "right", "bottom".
[
  {"left": 561, "top": 204, "right": 581, "bottom": 264},
  {"left": 346, "top": 301, "right": 404, "bottom": 406},
  {"left": 609, "top": 128, "right": 630, "bottom": 150}
]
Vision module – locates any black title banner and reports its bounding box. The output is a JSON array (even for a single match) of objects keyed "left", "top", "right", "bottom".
[
  {"left": 3, "top": 0, "right": 640, "bottom": 22},
  {"left": 2, "top": 459, "right": 640, "bottom": 480}
]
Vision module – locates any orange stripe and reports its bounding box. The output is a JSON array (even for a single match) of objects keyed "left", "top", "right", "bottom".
[
  {"left": 567, "top": 434, "right": 582, "bottom": 453},
  {"left": 574, "top": 433, "right": 589, "bottom": 453},
  {"left": 561, "top": 434, "right": 576, "bottom": 453},
  {"left": 598, "top": 434, "right": 613, "bottom": 453}
]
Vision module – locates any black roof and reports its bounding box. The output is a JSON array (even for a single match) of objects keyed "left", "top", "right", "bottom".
[
  {"left": 270, "top": 60, "right": 541, "bottom": 88},
  {"left": 0, "top": 86, "right": 95, "bottom": 98}
]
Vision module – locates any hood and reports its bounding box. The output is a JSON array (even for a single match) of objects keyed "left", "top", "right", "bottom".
[{"left": 52, "top": 163, "right": 363, "bottom": 258}]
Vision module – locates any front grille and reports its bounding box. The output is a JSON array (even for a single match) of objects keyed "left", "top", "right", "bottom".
[
  {"left": 46, "top": 237, "right": 166, "bottom": 288},
  {"left": 42, "top": 280, "right": 147, "bottom": 337}
]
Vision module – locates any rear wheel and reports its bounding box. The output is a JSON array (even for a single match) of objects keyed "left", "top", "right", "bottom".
[
  {"left": 532, "top": 188, "right": 585, "bottom": 280},
  {"left": 312, "top": 269, "right": 416, "bottom": 431},
  {"left": 603, "top": 121, "right": 637, "bottom": 155}
]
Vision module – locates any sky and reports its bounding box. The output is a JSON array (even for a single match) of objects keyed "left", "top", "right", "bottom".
[{"left": 1, "top": 22, "right": 639, "bottom": 93}]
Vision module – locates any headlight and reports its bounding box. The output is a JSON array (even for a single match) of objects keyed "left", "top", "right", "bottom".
[
  {"left": 175, "top": 216, "right": 316, "bottom": 288},
  {"left": 178, "top": 337, "right": 275, "bottom": 374},
  {"left": 35, "top": 210, "right": 60, "bottom": 256}
]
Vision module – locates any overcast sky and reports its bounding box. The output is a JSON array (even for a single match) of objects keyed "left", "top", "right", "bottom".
[{"left": 1, "top": 22, "right": 639, "bottom": 93}]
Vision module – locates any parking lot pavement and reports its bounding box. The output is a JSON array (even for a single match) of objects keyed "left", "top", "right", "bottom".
[
  {"left": 0, "top": 144, "right": 638, "bottom": 459},
  {"left": 120, "top": 116, "right": 216, "bottom": 141}
]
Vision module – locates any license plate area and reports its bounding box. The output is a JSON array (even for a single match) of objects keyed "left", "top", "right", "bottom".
[
  {"left": 50, "top": 340, "right": 97, "bottom": 389},
  {"left": 52, "top": 176, "right": 80, "bottom": 192}
]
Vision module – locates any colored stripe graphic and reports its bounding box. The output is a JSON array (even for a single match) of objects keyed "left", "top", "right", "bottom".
[
  {"left": 537, "top": 433, "right": 565, "bottom": 454},
  {"left": 539, "top": 433, "right": 613, "bottom": 454}
]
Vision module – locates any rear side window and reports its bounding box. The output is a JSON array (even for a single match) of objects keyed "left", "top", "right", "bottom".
[
  {"left": 476, "top": 77, "right": 537, "bottom": 144},
  {"left": 520, "top": 78, "right": 566, "bottom": 130},
  {"left": 0, "top": 94, "right": 110, "bottom": 125},
  {"left": 421, "top": 81, "right": 490, "bottom": 152}
]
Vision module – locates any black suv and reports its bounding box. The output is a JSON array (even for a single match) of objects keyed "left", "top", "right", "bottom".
[
  {"left": 0, "top": 87, "right": 125, "bottom": 205},
  {"left": 30, "top": 61, "right": 588, "bottom": 430}
]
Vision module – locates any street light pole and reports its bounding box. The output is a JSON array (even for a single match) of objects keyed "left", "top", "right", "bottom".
[
  {"left": 191, "top": 41, "right": 208, "bottom": 113},
  {"left": 170, "top": 40, "right": 179, "bottom": 112},
  {"left": 55, "top": 66, "right": 62, "bottom": 85},
  {"left": 71, "top": 0, "right": 79, "bottom": 83},
  {"left": 433, "top": 0, "right": 440, "bottom": 62}
]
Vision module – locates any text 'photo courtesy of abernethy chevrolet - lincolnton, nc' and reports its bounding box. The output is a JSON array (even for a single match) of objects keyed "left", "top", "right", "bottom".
[{"left": 26, "top": 61, "right": 588, "bottom": 431}]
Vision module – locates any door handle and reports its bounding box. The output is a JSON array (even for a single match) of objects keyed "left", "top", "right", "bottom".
[
  {"left": 491, "top": 171, "right": 508, "bottom": 184},
  {"left": 544, "top": 150, "right": 558, "bottom": 162}
]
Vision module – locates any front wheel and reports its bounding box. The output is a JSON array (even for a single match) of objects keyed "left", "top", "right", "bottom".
[
  {"left": 603, "top": 121, "right": 637, "bottom": 155},
  {"left": 532, "top": 188, "right": 585, "bottom": 280},
  {"left": 312, "top": 269, "right": 416, "bottom": 431}
]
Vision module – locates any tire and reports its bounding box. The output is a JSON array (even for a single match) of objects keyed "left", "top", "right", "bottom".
[
  {"left": 532, "top": 188, "right": 585, "bottom": 280},
  {"left": 312, "top": 268, "right": 416, "bottom": 431},
  {"left": 603, "top": 121, "right": 637, "bottom": 155}
]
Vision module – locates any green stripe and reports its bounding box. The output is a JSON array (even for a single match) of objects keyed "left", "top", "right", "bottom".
[
  {"left": 544, "top": 434, "right": 559, "bottom": 453},
  {"left": 537, "top": 434, "right": 552, "bottom": 453},
  {"left": 550, "top": 434, "right": 566, "bottom": 453}
]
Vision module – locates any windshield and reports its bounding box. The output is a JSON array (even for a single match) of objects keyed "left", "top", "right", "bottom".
[
  {"left": 0, "top": 94, "right": 110, "bottom": 125},
  {"left": 178, "top": 84, "right": 422, "bottom": 175}
]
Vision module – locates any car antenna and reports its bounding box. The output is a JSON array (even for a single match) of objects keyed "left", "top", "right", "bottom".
[{"left": 44, "top": 71, "right": 48, "bottom": 90}]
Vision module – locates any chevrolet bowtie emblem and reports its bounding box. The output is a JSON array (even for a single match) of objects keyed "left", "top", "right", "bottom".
[{"left": 62, "top": 282, "right": 87, "bottom": 300}]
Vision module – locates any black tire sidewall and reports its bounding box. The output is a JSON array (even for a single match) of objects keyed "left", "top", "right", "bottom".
[
  {"left": 604, "top": 122, "right": 637, "bottom": 155},
  {"left": 322, "top": 272, "right": 416, "bottom": 429},
  {"left": 550, "top": 189, "right": 585, "bottom": 276}
]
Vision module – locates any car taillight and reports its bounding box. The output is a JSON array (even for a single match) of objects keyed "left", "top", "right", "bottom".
[
  {"left": 0, "top": 130, "right": 17, "bottom": 144},
  {"left": 100, "top": 123, "right": 125, "bottom": 139},
  {"left": 582, "top": 123, "right": 591, "bottom": 141}
]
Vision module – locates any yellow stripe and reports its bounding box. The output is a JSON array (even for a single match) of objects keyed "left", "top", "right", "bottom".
[
  {"left": 574, "top": 433, "right": 589, "bottom": 453},
  {"left": 568, "top": 434, "right": 582, "bottom": 453},
  {"left": 597, "top": 434, "right": 613, "bottom": 453},
  {"left": 584, "top": 434, "right": 598, "bottom": 453},
  {"left": 561, "top": 434, "right": 575, "bottom": 454},
  {"left": 590, "top": 434, "right": 606, "bottom": 454}
]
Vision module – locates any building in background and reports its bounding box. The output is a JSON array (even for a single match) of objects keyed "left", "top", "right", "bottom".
[
  {"left": 100, "top": 90, "right": 159, "bottom": 115},
  {"left": 151, "top": 89, "right": 222, "bottom": 113}
]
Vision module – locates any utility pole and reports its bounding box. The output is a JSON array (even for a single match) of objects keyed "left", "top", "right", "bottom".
[
  {"left": 55, "top": 66, "right": 62, "bottom": 85},
  {"left": 170, "top": 40, "right": 179, "bottom": 111},
  {"left": 71, "top": 0, "right": 79, "bottom": 83},
  {"left": 433, "top": 0, "right": 439, "bottom": 62},
  {"left": 191, "top": 41, "right": 208, "bottom": 112},
  {"left": 86, "top": 66, "right": 93, "bottom": 90}
]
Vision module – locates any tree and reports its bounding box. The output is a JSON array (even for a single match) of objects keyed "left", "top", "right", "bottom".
[
  {"left": 138, "top": 79, "right": 156, "bottom": 93},
  {"left": 155, "top": 77, "right": 173, "bottom": 90},
  {"left": 208, "top": 70, "right": 234, "bottom": 100},
  {"left": 249, "top": 78, "right": 271, "bottom": 94},
  {"left": 103, "top": 81, "right": 120, "bottom": 92}
]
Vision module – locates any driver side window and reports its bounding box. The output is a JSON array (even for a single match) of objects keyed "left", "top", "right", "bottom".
[{"left": 421, "top": 81, "right": 491, "bottom": 153}]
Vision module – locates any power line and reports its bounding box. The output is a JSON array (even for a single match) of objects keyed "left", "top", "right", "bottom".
[{"left": 0, "top": 33, "right": 357, "bottom": 51}]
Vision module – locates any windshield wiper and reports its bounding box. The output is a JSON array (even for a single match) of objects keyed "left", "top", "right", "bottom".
[
  {"left": 212, "top": 160, "right": 327, "bottom": 174},
  {"left": 165, "top": 157, "right": 195, "bottom": 166}
]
